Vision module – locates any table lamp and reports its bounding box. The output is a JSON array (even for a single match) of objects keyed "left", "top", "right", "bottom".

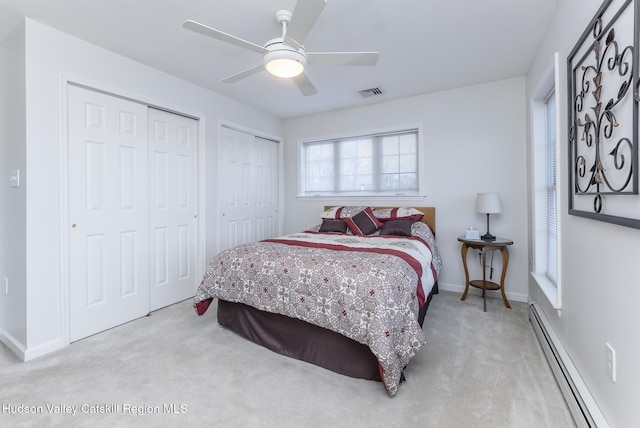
[{"left": 476, "top": 192, "right": 501, "bottom": 241}]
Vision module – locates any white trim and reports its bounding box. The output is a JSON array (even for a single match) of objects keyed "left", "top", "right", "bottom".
[
  {"left": 219, "top": 120, "right": 282, "bottom": 144},
  {"left": 0, "top": 326, "right": 64, "bottom": 362},
  {"left": 296, "top": 195, "right": 428, "bottom": 202},
  {"left": 296, "top": 122, "right": 424, "bottom": 144},
  {"left": 552, "top": 51, "right": 565, "bottom": 310},
  {"left": 0, "top": 328, "right": 27, "bottom": 361},
  {"left": 530, "top": 272, "right": 560, "bottom": 310},
  {"left": 58, "top": 72, "right": 71, "bottom": 349},
  {"left": 529, "top": 303, "right": 609, "bottom": 428},
  {"left": 23, "top": 338, "right": 66, "bottom": 362},
  {"left": 196, "top": 116, "right": 207, "bottom": 280}
]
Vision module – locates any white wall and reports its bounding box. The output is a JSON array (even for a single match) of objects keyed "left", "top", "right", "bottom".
[
  {"left": 527, "top": 0, "right": 640, "bottom": 426},
  {"left": 0, "top": 18, "right": 281, "bottom": 360},
  {"left": 283, "top": 77, "right": 529, "bottom": 304},
  {"left": 0, "top": 21, "right": 27, "bottom": 354}
]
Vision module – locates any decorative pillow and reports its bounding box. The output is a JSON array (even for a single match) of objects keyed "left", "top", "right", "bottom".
[
  {"left": 372, "top": 207, "right": 424, "bottom": 222},
  {"left": 344, "top": 207, "right": 383, "bottom": 235},
  {"left": 318, "top": 219, "right": 348, "bottom": 233},
  {"left": 320, "top": 206, "right": 372, "bottom": 219},
  {"left": 379, "top": 219, "right": 414, "bottom": 237}
]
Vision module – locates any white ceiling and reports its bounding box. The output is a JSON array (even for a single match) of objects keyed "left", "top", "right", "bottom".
[{"left": 0, "top": 0, "right": 558, "bottom": 119}]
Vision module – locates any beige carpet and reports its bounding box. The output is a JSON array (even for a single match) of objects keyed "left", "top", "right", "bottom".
[{"left": 0, "top": 290, "right": 575, "bottom": 428}]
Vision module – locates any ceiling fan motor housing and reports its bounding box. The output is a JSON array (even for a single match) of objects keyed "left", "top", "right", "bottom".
[{"left": 263, "top": 42, "right": 307, "bottom": 78}]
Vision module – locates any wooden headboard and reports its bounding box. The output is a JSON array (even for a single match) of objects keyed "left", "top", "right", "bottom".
[{"left": 324, "top": 206, "right": 436, "bottom": 233}]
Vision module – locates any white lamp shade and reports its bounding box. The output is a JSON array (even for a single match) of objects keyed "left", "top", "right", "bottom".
[{"left": 476, "top": 192, "right": 502, "bottom": 214}]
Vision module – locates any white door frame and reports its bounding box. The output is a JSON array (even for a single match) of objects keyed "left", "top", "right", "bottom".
[
  {"left": 58, "top": 73, "right": 207, "bottom": 346},
  {"left": 216, "top": 120, "right": 284, "bottom": 256}
]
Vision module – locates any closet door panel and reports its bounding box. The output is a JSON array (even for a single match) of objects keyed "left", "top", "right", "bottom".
[
  {"left": 253, "top": 137, "right": 279, "bottom": 241},
  {"left": 68, "top": 85, "right": 150, "bottom": 342},
  {"left": 148, "top": 108, "right": 198, "bottom": 310},
  {"left": 220, "top": 127, "right": 255, "bottom": 251}
]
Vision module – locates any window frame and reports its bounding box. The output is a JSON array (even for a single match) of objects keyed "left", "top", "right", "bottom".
[
  {"left": 297, "top": 124, "right": 426, "bottom": 199},
  {"left": 530, "top": 53, "right": 562, "bottom": 310}
]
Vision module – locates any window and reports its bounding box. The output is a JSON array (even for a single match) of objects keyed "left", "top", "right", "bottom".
[
  {"left": 544, "top": 89, "right": 558, "bottom": 285},
  {"left": 531, "top": 72, "right": 560, "bottom": 309},
  {"left": 300, "top": 129, "right": 419, "bottom": 196}
]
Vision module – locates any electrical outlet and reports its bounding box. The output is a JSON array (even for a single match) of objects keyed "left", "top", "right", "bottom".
[{"left": 606, "top": 342, "right": 616, "bottom": 382}]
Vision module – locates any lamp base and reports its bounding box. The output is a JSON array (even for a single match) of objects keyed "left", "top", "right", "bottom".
[{"left": 482, "top": 213, "right": 496, "bottom": 241}]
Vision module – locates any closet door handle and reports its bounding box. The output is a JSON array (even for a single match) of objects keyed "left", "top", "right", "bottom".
[{"left": 71, "top": 224, "right": 77, "bottom": 229}]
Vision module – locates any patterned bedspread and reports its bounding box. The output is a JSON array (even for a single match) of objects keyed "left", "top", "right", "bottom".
[{"left": 194, "top": 232, "right": 438, "bottom": 396}]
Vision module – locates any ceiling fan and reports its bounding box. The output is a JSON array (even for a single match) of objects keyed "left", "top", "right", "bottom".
[{"left": 183, "top": 0, "right": 379, "bottom": 96}]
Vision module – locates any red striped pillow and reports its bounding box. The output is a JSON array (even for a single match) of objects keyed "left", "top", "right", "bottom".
[{"left": 344, "top": 207, "right": 383, "bottom": 235}]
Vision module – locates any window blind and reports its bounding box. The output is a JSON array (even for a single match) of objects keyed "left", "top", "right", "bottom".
[
  {"left": 300, "top": 129, "right": 418, "bottom": 196},
  {"left": 545, "top": 89, "right": 558, "bottom": 285}
]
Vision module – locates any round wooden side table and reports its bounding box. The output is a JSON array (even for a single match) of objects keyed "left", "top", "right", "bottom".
[{"left": 458, "top": 236, "right": 513, "bottom": 312}]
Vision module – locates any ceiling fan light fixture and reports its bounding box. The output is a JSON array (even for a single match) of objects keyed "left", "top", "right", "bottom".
[
  {"left": 264, "top": 49, "right": 306, "bottom": 78},
  {"left": 184, "top": 1, "right": 379, "bottom": 96}
]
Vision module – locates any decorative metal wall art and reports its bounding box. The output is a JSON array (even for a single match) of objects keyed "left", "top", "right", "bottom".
[{"left": 567, "top": 0, "right": 640, "bottom": 228}]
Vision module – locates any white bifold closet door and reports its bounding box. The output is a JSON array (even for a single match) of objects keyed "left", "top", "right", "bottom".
[
  {"left": 68, "top": 86, "right": 197, "bottom": 342},
  {"left": 220, "top": 126, "right": 279, "bottom": 252}
]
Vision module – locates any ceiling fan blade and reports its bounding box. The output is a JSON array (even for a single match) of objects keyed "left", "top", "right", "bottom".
[
  {"left": 292, "top": 73, "right": 318, "bottom": 96},
  {"left": 286, "top": 0, "right": 326, "bottom": 47},
  {"left": 221, "top": 64, "right": 264, "bottom": 83},
  {"left": 307, "top": 52, "right": 379, "bottom": 67},
  {"left": 183, "top": 20, "right": 267, "bottom": 54}
]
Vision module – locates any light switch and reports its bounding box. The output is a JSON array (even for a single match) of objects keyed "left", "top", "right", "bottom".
[{"left": 9, "top": 169, "right": 19, "bottom": 187}]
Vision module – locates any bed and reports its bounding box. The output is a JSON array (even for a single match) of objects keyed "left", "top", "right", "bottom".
[{"left": 194, "top": 206, "right": 441, "bottom": 396}]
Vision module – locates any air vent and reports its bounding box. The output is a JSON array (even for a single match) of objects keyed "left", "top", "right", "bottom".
[{"left": 358, "top": 87, "right": 385, "bottom": 98}]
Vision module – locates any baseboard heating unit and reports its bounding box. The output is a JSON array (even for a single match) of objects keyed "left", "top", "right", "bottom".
[{"left": 529, "top": 303, "right": 609, "bottom": 428}]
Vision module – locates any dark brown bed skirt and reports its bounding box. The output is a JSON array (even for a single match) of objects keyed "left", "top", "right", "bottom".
[{"left": 216, "top": 283, "right": 439, "bottom": 382}]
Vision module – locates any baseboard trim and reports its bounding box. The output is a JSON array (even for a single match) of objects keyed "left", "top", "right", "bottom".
[
  {"left": 0, "top": 328, "right": 68, "bottom": 362},
  {"left": 23, "top": 338, "right": 66, "bottom": 361},
  {"left": 0, "top": 328, "right": 26, "bottom": 360},
  {"left": 529, "top": 303, "right": 609, "bottom": 428}
]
